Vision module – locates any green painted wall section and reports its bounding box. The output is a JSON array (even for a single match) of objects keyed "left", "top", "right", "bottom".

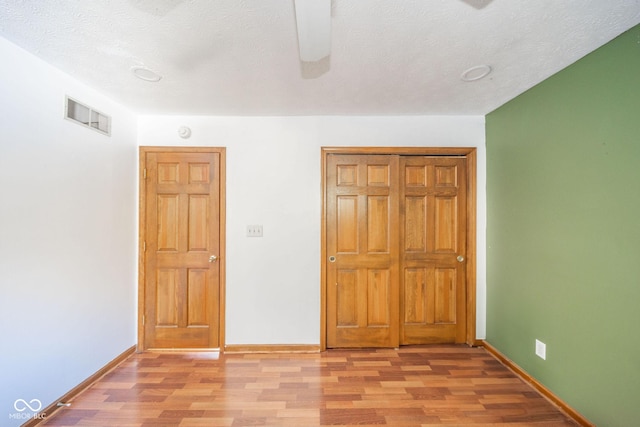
[{"left": 486, "top": 26, "right": 640, "bottom": 426}]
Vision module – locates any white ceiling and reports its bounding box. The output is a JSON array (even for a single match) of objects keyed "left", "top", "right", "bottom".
[{"left": 1, "top": 0, "right": 640, "bottom": 116}]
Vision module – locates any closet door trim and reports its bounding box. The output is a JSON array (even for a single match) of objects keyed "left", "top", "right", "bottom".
[{"left": 321, "top": 147, "right": 477, "bottom": 349}]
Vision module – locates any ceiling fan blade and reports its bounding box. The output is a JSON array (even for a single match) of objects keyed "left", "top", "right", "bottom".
[
  {"left": 294, "top": 0, "right": 332, "bottom": 62},
  {"left": 460, "top": 0, "right": 494, "bottom": 9}
]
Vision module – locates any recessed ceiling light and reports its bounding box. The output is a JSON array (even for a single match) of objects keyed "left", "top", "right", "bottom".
[
  {"left": 131, "top": 66, "right": 162, "bottom": 82},
  {"left": 460, "top": 65, "right": 492, "bottom": 82}
]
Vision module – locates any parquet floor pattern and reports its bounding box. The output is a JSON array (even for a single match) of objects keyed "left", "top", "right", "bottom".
[{"left": 41, "top": 345, "right": 578, "bottom": 426}]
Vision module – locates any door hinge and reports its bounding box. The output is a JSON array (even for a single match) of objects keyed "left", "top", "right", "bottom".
[
  {"left": 143, "top": 241, "right": 146, "bottom": 252},
  {"left": 143, "top": 168, "right": 147, "bottom": 179},
  {"left": 142, "top": 315, "right": 145, "bottom": 325}
]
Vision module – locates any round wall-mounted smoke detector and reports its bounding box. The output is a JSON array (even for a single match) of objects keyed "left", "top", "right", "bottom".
[
  {"left": 178, "top": 126, "right": 192, "bottom": 139},
  {"left": 131, "top": 66, "right": 162, "bottom": 82}
]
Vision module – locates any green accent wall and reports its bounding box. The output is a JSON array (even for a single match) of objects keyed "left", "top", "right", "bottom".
[{"left": 486, "top": 26, "right": 640, "bottom": 426}]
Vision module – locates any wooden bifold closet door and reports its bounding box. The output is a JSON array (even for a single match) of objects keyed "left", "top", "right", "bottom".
[{"left": 326, "top": 153, "right": 467, "bottom": 348}]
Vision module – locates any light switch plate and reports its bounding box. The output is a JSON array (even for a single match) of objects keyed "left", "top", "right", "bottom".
[{"left": 247, "top": 225, "right": 263, "bottom": 237}]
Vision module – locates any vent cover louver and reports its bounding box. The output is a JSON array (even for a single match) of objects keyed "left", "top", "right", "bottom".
[{"left": 65, "top": 96, "right": 111, "bottom": 136}]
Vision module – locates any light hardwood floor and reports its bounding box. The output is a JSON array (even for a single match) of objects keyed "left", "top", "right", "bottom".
[{"left": 40, "top": 345, "right": 578, "bottom": 426}]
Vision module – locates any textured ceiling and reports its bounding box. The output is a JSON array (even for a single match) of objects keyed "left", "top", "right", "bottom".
[{"left": 1, "top": 0, "right": 640, "bottom": 116}]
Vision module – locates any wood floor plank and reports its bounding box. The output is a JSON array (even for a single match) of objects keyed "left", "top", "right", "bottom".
[{"left": 40, "top": 345, "right": 579, "bottom": 426}]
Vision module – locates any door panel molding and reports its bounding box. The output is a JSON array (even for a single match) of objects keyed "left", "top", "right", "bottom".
[
  {"left": 138, "top": 146, "right": 226, "bottom": 351},
  {"left": 321, "top": 147, "right": 477, "bottom": 349}
]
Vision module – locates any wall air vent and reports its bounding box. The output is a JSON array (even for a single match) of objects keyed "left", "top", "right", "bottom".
[{"left": 65, "top": 96, "right": 111, "bottom": 136}]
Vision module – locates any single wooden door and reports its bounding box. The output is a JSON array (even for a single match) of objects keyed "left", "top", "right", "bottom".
[
  {"left": 326, "top": 154, "right": 400, "bottom": 348},
  {"left": 141, "top": 148, "right": 224, "bottom": 349},
  {"left": 400, "top": 156, "right": 467, "bottom": 344},
  {"left": 325, "top": 153, "right": 467, "bottom": 347}
]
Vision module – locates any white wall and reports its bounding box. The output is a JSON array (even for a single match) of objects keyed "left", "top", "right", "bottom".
[
  {"left": 138, "top": 115, "right": 487, "bottom": 345},
  {"left": 0, "top": 37, "right": 138, "bottom": 426}
]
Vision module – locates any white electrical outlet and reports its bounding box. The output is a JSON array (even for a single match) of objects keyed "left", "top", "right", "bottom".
[
  {"left": 246, "top": 225, "right": 263, "bottom": 237},
  {"left": 535, "top": 339, "right": 546, "bottom": 360}
]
